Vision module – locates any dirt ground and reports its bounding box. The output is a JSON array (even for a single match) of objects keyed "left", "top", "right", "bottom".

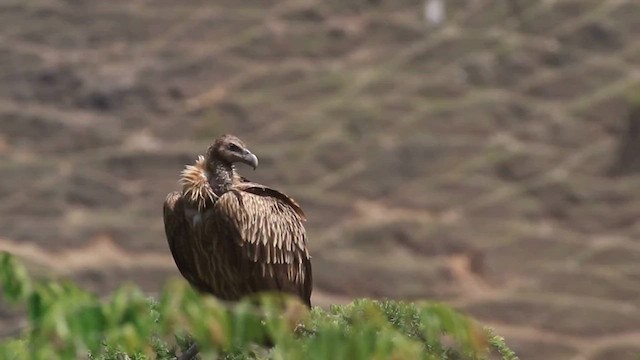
[{"left": 1, "top": 1, "right": 640, "bottom": 358}]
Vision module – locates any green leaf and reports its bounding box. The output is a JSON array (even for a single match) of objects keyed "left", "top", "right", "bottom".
[
  {"left": 0, "top": 252, "right": 32, "bottom": 303},
  {"left": 0, "top": 253, "right": 518, "bottom": 360}
]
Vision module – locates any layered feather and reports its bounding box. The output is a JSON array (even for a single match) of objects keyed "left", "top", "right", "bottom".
[
  {"left": 179, "top": 155, "right": 216, "bottom": 210},
  {"left": 164, "top": 154, "right": 312, "bottom": 306}
]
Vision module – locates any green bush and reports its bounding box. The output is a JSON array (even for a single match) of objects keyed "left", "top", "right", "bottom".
[{"left": 0, "top": 252, "right": 518, "bottom": 360}]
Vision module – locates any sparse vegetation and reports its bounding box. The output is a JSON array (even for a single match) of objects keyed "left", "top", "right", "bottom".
[
  {"left": 0, "top": 252, "right": 517, "bottom": 360},
  {"left": 4, "top": 1, "right": 640, "bottom": 359}
]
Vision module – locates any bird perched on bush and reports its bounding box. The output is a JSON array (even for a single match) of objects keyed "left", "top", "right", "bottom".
[{"left": 163, "top": 134, "right": 312, "bottom": 307}]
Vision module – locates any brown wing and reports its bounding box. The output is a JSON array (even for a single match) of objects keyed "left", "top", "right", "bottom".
[
  {"left": 235, "top": 181, "right": 306, "bottom": 220},
  {"left": 163, "top": 191, "right": 211, "bottom": 293},
  {"left": 212, "top": 186, "right": 312, "bottom": 306}
]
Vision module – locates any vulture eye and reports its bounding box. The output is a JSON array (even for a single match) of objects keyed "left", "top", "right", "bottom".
[{"left": 228, "top": 143, "right": 241, "bottom": 152}]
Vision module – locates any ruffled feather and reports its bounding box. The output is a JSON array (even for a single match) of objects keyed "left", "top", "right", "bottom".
[{"left": 179, "top": 155, "right": 217, "bottom": 210}]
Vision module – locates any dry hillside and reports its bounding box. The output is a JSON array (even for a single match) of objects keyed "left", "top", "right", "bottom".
[{"left": 1, "top": 0, "right": 640, "bottom": 359}]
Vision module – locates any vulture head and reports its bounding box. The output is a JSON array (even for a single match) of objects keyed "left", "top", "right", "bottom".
[
  {"left": 207, "top": 134, "right": 259, "bottom": 170},
  {"left": 181, "top": 134, "right": 258, "bottom": 208}
]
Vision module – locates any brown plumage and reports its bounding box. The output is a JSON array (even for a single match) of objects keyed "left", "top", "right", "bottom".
[{"left": 163, "top": 134, "right": 312, "bottom": 306}]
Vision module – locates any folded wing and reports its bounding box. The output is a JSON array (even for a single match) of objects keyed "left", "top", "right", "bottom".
[
  {"left": 163, "top": 191, "right": 212, "bottom": 293},
  {"left": 163, "top": 186, "right": 312, "bottom": 306},
  {"left": 212, "top": 185, "right": 312, "bottom": 306}
]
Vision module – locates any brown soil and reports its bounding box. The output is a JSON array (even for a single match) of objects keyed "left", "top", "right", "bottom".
[{"left": 1, "top": 0, "right": 640, "bottom": 358}]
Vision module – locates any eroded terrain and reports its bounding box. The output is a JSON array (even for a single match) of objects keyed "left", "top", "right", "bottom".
[{"left": 1, "top": 1, "right": 640, "bottom": 358}]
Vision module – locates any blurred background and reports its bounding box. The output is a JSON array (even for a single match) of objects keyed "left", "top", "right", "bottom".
[{"left": 1, "top": 0, "right": 640, "bottom": 359}]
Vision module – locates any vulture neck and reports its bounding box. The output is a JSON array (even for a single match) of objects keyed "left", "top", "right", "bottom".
[
  {"left": 180, "top": 155, "right": 216, "bottom": 210},
  {"left": 209, "top": 159, "right": 236, "bottom": 196}
]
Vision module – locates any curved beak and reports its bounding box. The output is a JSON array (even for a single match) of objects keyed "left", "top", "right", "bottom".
[{"left": 242, "top": 151, "right": 259, "bottom": 170}]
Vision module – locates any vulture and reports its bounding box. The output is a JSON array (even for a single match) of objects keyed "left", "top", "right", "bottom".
[{"left": 163, "top": 134, "right": 312, "bottom": 307}]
